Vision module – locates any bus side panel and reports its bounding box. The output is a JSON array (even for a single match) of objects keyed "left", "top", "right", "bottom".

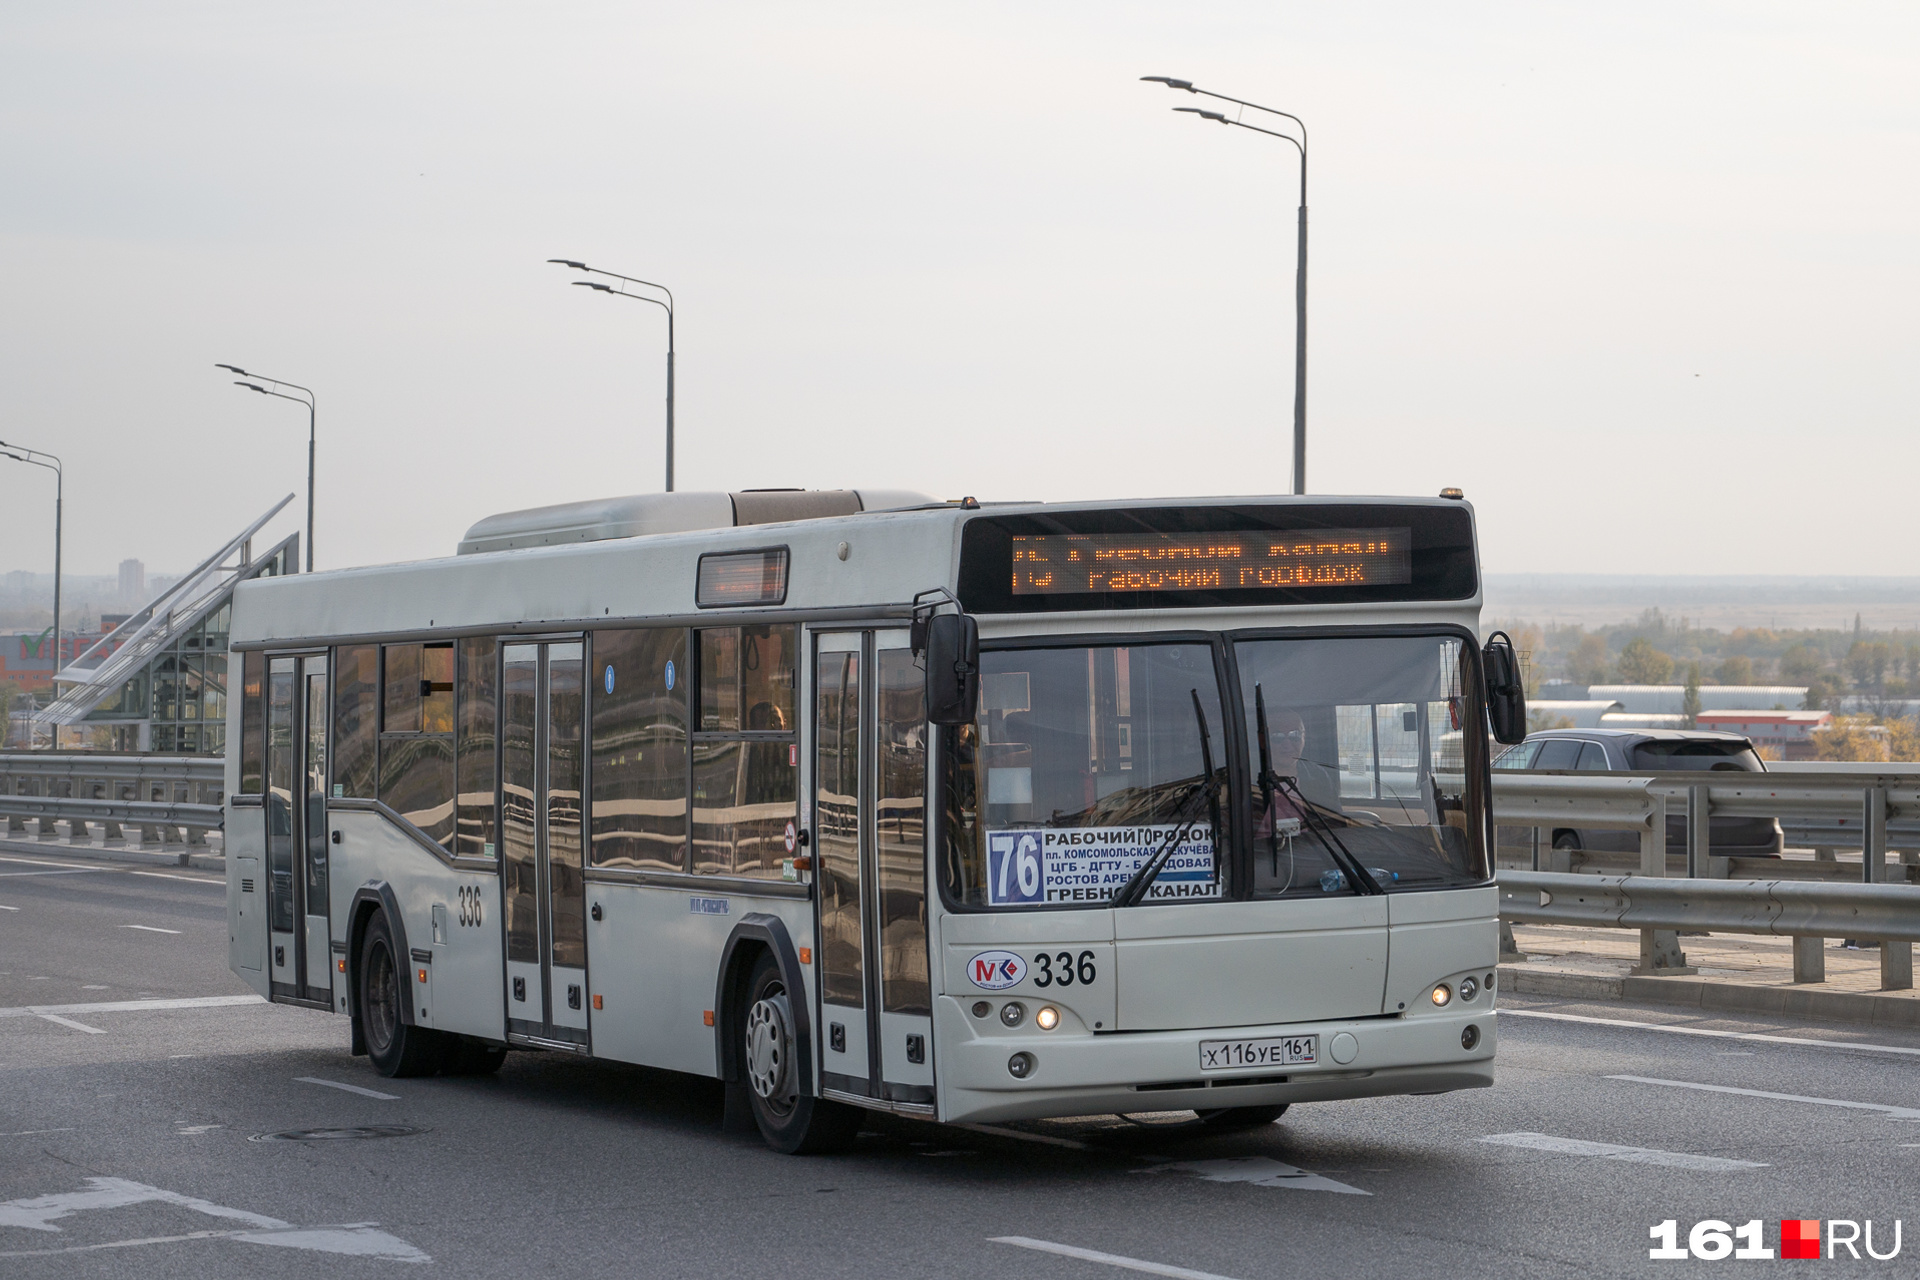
[
  {"left": 330, "top": 809, "right": 504, "bottom": 1039},
  {"left": 1383, "top": 885, "right": 1499, "bottom": 1014},
  {"left": 584, "top": 883, "right": 814, "bottom": 1078},
  {"left": 226, "top": 803, "right": 269, "bottom": 997}
]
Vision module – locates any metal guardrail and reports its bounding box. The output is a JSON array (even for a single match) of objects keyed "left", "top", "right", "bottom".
[
  {"left": 1493, "top": 771, "right": 1918, "bottom": 991},
  {"left": 0, "top": 752, "right": 225, "bottom": 848}
]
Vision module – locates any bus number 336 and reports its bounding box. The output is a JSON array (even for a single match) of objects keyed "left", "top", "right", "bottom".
[{"left": 1031, "top": 951, "right": 1097, "bottom": 987}]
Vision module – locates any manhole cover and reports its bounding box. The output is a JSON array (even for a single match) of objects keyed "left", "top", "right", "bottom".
[{"left": 250, "top": 1126, "right": 427, "bottom": 1142}]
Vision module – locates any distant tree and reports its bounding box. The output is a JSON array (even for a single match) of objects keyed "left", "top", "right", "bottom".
[
  {"left": 1811, "top": 714, "right": 1888, "bottom": 763},
  {"left": 1803, "top": 674, "right": 1840, "bottom": 711},
  {"left": 0, "top": 684, "right": 13, "bottom": 743},
  {"left": 1887, "top": 717, "right": 1920, "bottom": 763},
  {"left": 1846, "top": 640, "right": 1891, "bottom": 693},
  {"left": 1715, "top": 654, "right": 1754, "bottom": 686},
  {"left": 1780, "top": 644, "right": 1823, "bottom": 685},
  {"left": 1569, "top": 634, "right": 1611, "bottom": 686},
  {"left": 1616, "top": 637, "right": 1675, "bottom": 685},
  {"left": 1682, "top": 664, "right": 1702, "bottom": 728}
]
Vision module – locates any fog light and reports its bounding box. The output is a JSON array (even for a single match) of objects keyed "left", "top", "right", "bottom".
[
  {"left": 1035, "top": 1006, "right": 1059, "bottom": 1031},
  {"left": 1431, "top": 983, "right": 1452, "bottom": 1007},
  {"left": 1459, "top": 977, "right": 1479, "bottom": 1002},
  {"left": 1007, "top": 1052, "right": 1036, "bottom": 1079},
  {"left": 971, "top": 1000, "right": 992, "bottom": 1019},
  {"left": 1000, "top": 1002, "right": 1026, "bottom": 1027},
  {"left": 1462, "top": 1023, "right": 1481, "bottom": 1050}
]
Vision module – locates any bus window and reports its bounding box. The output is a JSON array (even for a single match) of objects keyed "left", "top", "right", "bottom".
[
  {"left": 456, "top": 637, "right": 497, "bottom": 858},
  {"left": 331, "top": 645, "right": 377, "bottom": 799},
  {"left": 591, "top": 627, "right": 689, "bottom": 872},
  {"left": 378, "top": 641, "right": 456, "bottom": 851},
  {"left": 691, "top": 625, "right": 798, "bottom": 878},
  {"left": 941, "top": 643, "right": 1228, "bottom": 909},
  {"left": 1236, "top": 634, "right": 1488, "bottom": 896},
  {"left": 239, "top": 650, "right": 265, "bottom": 794},
  {"left": 877, "top": 648, "right": 929, "bottom": 1015}
]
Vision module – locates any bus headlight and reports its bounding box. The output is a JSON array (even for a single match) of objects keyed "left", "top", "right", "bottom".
[
  {"left": 1035, "top": 1006, "right": 1059, "bottom": 1031},
  {"left": 1430, "top": 983, "right": 1452, "bottom": 1007},
  {"left": 1000, "top": 1002, "right": 1026, "bottom": 1027}
]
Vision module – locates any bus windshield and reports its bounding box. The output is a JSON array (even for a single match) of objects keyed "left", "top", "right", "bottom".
[
  {"left": 1236, "top": 634, "right": 1488, "bottom": 896},
  {"left": 941, "top": 643, "right": 1229, "bottom": 909}
]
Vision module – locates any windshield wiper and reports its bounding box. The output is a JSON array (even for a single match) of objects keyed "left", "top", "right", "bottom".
[
  {"left": 1253, "top": 683, "right": 1381, "bottom": 896},
  {"left": 1113, "top": 690, "right": 1220, "bottom": 908}
]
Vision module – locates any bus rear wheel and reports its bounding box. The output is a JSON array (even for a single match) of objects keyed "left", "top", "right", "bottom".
[
  {"left": 1195, "top": 1104, "right": 1289, "bottom": 1131},
  {"left": 741, "top": 951, "right": 861, "bottom": 1154},
  {"left": 358, "top": 910, "right": 445, "bottom": 1078}
]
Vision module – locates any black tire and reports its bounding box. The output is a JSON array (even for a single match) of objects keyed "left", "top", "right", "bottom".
[
  {"left": 442, "top": 1037, "right": 508, "bottom": 1075},
  {"left": 740, "top": 951, "right": 861, "bottom": 1154},
  {"left": 1194, "top": 1104, "right": 1289, "bottom": 1131},
  {"left": 358, "top": 910, "right": 445, "bottom": 1078}
]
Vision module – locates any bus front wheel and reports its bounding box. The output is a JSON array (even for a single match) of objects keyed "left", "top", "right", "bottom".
[
  {"left": 358, "top": 910, "right": 445, "bottom": 1078},
  {"left": 741, "top": 951, "right": 861, "bottom": 1154}
]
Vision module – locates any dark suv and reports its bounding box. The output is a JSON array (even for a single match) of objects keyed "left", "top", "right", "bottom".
[{"left": 1494, "top": 727, "right": 1783, "bottom": 857}]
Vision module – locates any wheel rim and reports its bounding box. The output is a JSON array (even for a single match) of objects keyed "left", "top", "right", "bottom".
[
  {"left": 744, "top": 985, "right": 795, "bottom": 1114},
  {"left": 365, "top": 938, "right": 398, "bottom": 1054}
]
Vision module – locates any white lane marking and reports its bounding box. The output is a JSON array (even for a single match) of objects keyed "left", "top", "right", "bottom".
[
  {"left": 0, "top": 1129, "right": 77, "bottom": 1137},
  {"left": 0, "top": 904, "right": 18, "bottom": 911},
  {"left": 0, "top": 1177, "right": 428, "bottom": 1261},
  {"left": 0, "top": 854, "right": 104, "bottom": 869},
  {"left": 176, "top": 1125, "right": 222, "bottom": 1135},
  {"left": 1479, "top": 1131, "right": 1767, "bottom": 1170},
  {"left": 1609, "top": 1075, "right": 1920, "bottom": 1121},
  {"left": 1135, "top": 1156, "right": 1369, "bottom": 1196},
  {"left": 1500, "top": 1007, "right": 1920, "bottom": 1059},
  {"left": 0, "top": 868, "right": 106, "bottom": 878},
  {"left": 296, "top": 1076, "right": 400, "bottom": 1101},
  {"left": 0, "top": 995, "right": 264, "bottom": 1019},
  {"left": 991, "top": 1237, "right": 1244, "bottom": 1280},
  {"left": 956, "top": 1123, "right": 1090, "bottom": 1151},
  {"left": 128, "top": 871, "right": 223, "bottom": 886},
  {"left": 36, "top": 1013, "right": 105, "bottom": 1034},
  {"left": 118, "top": 924, "right": 182, "bottom": 934}
]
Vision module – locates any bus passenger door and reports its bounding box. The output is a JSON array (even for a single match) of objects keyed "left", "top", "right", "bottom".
[
  {"left": 501, "top": 641, "right": 591, "bottom": 1049},
  {"left": 813, "top": 631, "right": 933, "bottom": 1107},
  {"left": 266, "top": 653, "right": 332, "bottom": 1006}
]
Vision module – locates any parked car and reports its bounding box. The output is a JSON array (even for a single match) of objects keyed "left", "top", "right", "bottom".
[{"left": 1493, "top": 727, "right": 1784, "bottom": 858}]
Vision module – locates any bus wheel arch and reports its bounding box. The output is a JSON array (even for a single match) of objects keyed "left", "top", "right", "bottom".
[
  {"left": 714, "top": 915, "right": 812, "bottom": 1095},
  {"left": 716, "top": 916, "right": 857, "bottom": 1153},
  {"left": 347, "top": 884, "right": 443, "bottom": 1078}
]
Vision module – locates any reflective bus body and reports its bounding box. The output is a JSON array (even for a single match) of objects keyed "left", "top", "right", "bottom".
[{"left": 224, "top": 492, "right": 1502, "bottom": 1150}]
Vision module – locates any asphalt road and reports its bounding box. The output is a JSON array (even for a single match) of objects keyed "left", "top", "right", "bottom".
[{"left": 4, "top": 845, "right": 1918, "bottom": 1278}]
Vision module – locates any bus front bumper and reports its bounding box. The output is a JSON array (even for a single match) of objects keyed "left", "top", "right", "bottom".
[{"left": 933, "top": 996, "right": 1496, "bottom": 1125}]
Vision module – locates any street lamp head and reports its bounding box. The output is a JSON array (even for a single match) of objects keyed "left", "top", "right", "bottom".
[
  {"left": 547, "top": 259, "right": 589, "bottom": 270},
  {"left": 215, "top": 363, "right": 249, "bottom": 376},
  {"left": 1174, "top": 107, "right": 1229, "bottom": 123},
  {"left": 236, "top": 381, "right": 268, "bottom": 394},
  {"left": 1141, "top": 76, "right": 1195, "bottom": 91},
  {"left": 573, "top": 281, "right": 614, "bottom": 293}
]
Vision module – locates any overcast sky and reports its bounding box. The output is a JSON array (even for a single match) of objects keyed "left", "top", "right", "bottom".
[{"left": 2, "top": 2, "right": 1915, "bottom": 581}]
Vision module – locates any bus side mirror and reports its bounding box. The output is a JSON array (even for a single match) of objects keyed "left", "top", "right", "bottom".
[
  {"left": 924, "top": 613, "right": 979, "bottom": 726},
  {"left": 1482, "top": 632, "right": 1527, "bottom": 746}
]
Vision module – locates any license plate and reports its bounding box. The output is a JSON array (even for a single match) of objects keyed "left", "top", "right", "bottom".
[{"left": 1199, "top": 1035, "right": 1317, "bottom": 1070}]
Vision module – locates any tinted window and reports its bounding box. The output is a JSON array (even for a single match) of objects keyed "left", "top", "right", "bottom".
[
  {"left": 239, "top": 651, "right": 265, "bottom": 794},
  {"left": 331, "top": 645, "right": 378, "bottom": 799},
  {"left": 591, "top": 627, "right": 689, "bottom": 871},
  {"left": 1492, "top": 740, "right": 1539, "bottom": 770},
  {"left": 1630, "top": 740, "right": 1764, "bottom": 772},
  {"left": 1576, "top": 742, "right": 1610, "bottom": 771},
  {"left": 1533, "top": 739, "right": 1582, "bottom": 770},
  {"left": 379, "top": 641, "right": 456, "bottom": 850},
  {"left": 692, "top": 624, "right": 798, "bottom": 877},
  {"left": 457, "top": 637, "right": 497, "bottom": 857}
]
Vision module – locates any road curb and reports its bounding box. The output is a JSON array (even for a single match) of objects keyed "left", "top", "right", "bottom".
[
  {"left": 0, "top": 837, "right": 225, "bottom": 874},
  {"left": 1499, "top": 964, "right": 1920, "bottom": 1030}
]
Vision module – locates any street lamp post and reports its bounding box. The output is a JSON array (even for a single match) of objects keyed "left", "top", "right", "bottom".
[
  {"left": 216, "top": 366, "right": 315, "bottom": 571},
  {"left": 548, "top": 260, "right": 676, "bottom": 492},
  {"left": 0, "top": 441, "right": 62, "bottom": 686},
  {"left": 1144, "top": 77, "right": 1310, "bottom": 494}
]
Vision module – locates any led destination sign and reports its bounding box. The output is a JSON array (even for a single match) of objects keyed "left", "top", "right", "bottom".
[{"left": 1011, "top": 528, "right": 1413, "bottom": 596}]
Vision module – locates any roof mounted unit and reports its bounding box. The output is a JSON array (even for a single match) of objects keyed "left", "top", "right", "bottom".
[{"left": 456, "top": 488, "right": 940, "bottom": 555}]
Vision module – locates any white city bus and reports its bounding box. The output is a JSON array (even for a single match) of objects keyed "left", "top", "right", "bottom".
[{"left": 224, "top": 489, "right": 1525, "bottom": 1152}]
